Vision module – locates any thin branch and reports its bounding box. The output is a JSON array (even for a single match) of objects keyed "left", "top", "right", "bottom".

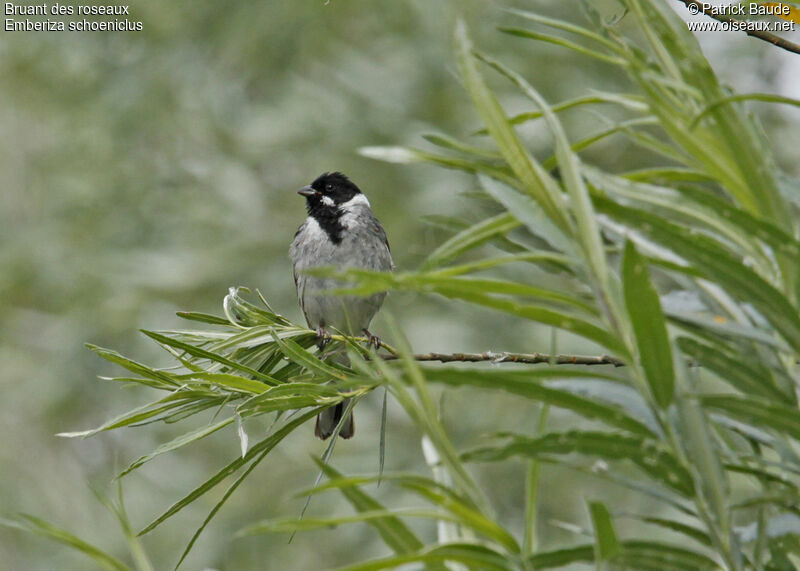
[
  {"left": 326, "top": 332, "right": 626, "bottom": 366},
  {"left": 381, "top": 351, "right": 625, "bottom": 367},
  {"left": 678, "top": 0, "right": 800, "bottom": 56}
]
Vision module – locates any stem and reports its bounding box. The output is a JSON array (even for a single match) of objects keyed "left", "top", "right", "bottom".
[
  {"left": 523, "top": 405, "right": 550, "bottom": 558},
  {"left": 380, "top": 351, "right": 625, "bottom": 366}
]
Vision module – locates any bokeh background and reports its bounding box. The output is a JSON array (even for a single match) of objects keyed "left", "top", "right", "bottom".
[{"left": 1, "top": 1, "right": 799, "bottom": 568}]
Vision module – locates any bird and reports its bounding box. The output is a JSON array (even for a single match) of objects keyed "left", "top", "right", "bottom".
[{"left": 289, "top": 172, "right": 393, "bottom": 440}]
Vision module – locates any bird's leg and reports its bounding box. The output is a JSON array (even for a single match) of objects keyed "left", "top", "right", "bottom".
[
  {"left": 315, "top": 325, "right": 332, "bottom": 351},
  {"left": 362, "top": 328, "right": 381, "bottom": 351}
]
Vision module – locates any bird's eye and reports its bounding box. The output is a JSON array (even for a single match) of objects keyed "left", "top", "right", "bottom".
[{"left": 325, "top": 183, "right": 333, "bottom": 191}]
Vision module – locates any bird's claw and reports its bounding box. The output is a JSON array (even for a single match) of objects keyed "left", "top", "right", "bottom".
[
  {"left": 316, "top": 326, "right": 332, "bottom": 351},
  {"left": 362, "top": 329, "right": 381, "bottom": 351}
]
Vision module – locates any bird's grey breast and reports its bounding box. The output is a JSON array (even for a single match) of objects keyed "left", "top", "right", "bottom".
[{"left": 290, "top": 206, "right": 392, "bottom": 333}]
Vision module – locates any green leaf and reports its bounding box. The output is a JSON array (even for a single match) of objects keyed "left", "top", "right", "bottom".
[
  {"left": 240, "top": 509, "right": 467, "bottom": 535},
  {"left": 527, "top": 544, "right": 594, "bottom": 568},
  {"left": 637, "top": 516, "right": 712, "bottom": 547},
  {"left": 140, "top": 330, "right": 280, "bottom": 385},
  {"left": 361, "top": 146, "right": 516, "bottom": 187},
  {"left": 236, "top": 383, "right": 342, "bottom": 415},
  {"left": 223, "top": 287, "right": 292, "bottom": 327},
  {"left": 676, "top": 389, "right": 730, "bottom": 550},
  {"left": 477, "top": 174, "right": 574, "bottom": 255},
  {"left": 668, "top": 311, "right": 791, "bottom": 353},
  {"left": 178, "top": 372, "right": 270, "bottom": 394},
  {"left": 313, "top": 460, "right": 424, "bottom": 554},
  {"left": 175, "top": 439, "right": 278, "bottom": 570},
  {"left": 90, "top": 486, "right": 154, "bottom": 571},
  {"left": 700, "top": 395, "right": 800, "bottom": 442},
  {"left": 138, "top": 407, "right": 321, "bottom": 536},
  {"left": 117, "top": 417, "right": 235, "bottom": 478},
  {"left": 622, "top": 240, "right": 675, "bottom": 408},
  {"left": 724, "top": 463, "right": 798, "bottom": 492},
  {"left": 334, "top": 542, "right": 511, "bottom": 571},
  {"left": 419, "top": 285, "right": 624, "bottom": 355},
  {"left": 422, "top": 132, "right": 501, "bottom": 160},
  {"left": 2, "top": 515, "right": 130, "bottom": 571},
  {"left": 373, "top": 319, "right": 492, "bottom": 514},
  {"left": 499, "top": 27, "right": 626, "bottom": 66},
  {"left": 268, "top": 330, "right": 348, "bottom": 380},
  {"left": 526, "top": 540, "right": 720, "bottom": 570},
  {"left": 540, "top": 117, "right": 659, "bottom": 172},
  {"left": 690, "top": 93, "right": 800, "bottom": 130},
  {"left": 57, "top": 393, "right": 207, "bottom": 438},
  {"left": 410, "top": 275, "right": 596, "bottom": 315},
  {"left": 398, "top": 479, "right": 520, "bottom": 552},
  {"left": 474, "top": 91, "right": 648, "bottom": 136},
  {"left": 202, "top": 325, "right": 308, "bottom": 353},
  {"left": 589, "top": 501, "right": 621, "bottom": 560},
  {"left": 597, "top": 196, "right": 800, "bottom": 353},
  {"left": 327, "top": 268, "right": 624, "bottom": 354},
  {"left": 420, "top": 212, "right": 521, "bottom": 270},
  {"left": 623, "top": 168, "right": 715, "bottom": 183},
  {"left": 332, "top": 271, "right": 597, "bottom": 317},
  {"left": 86, "top": 344, "right": 178, "bottom": 388},
  {"left": 615, "top": 540, "right": 721, "bottom": 570},
  {"left": 422, "top": 368, "right": 655, "bottom": 437},
  {"left": 379, "top": 388, "right": 387, "bottom": 484},
  {"left": 175, "top": 311, "right": 231, "bottom": 325},
  {"left": 504, "top": 8, "right": 625, "bottom": 53},
  {"left": 455, "top": 21, "right": 571, "bottom": 234},
  {"left": 677, "top": 338, "right": 791, "bottom": 403},
  {"left": 464, "top": 431, "right": 694, "bottom": 496},
  {"left": 474, "top": 51, "right": 609, "bottom": 287},
  {"left": 587, "top": 166, "right": 800, "bottom": 277},
  {"left": 430, "top": 252, "right": 575, "bottom": 278},
  {"left": 296, "top": 473, "right": 477, "bottom": 505}
]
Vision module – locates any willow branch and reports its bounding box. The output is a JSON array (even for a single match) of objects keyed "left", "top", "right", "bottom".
[
  {"left": 330, "top": 334, "right": 626, "bottom": 366},
  {"left": 678, "top": 0, "right": 800, "bottom": 56},
  {"left": 380, "top": 351, "right": 625, "bottom": 367}
]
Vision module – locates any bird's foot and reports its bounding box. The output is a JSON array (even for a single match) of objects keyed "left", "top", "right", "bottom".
[
  {"left": 362, "top": 329, "right": 382, "bottom": 351},
  {"left": 316, "top": 326, "right": 332, "bottom": 351}
]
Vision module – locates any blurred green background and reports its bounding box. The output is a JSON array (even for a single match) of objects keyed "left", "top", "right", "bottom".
[{"left": 1, "top": 1, "right": 799, "bottom": 568}]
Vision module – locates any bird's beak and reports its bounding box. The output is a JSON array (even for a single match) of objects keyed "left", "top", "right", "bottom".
[{"left": 297, "top": 185, "right": 317, "bottom": 197}]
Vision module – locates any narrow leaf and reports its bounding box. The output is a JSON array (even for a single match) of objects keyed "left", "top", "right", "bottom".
[
  {"left": 140, "top": 330, "right": 279, "bottom": 385},
  {"left": 622, "top": 240, "right": 674, "bottom": 408},
  {"left": 700, "top": 395, "right": 800, "bottom": 442},
  {"left": 464, "top": 431, "right": 694, "bottom": 496},
  {"left": 118, "top": 417, "right": 235, "bottom": 478},
  {"left": 423, "top": 368, "right": 655, "bottom": 437},
  {"left": 421, "top": 212, "right": 521, "bottom": 270},
  {"left": 589, "top": 501, "right": 621, "bottom": 560},
  {"left": 315, "top": 460, "right": 424, "bottom": 554},
  {"left": 455, "top": 21, "right": 571, "bottom": 233},
  {"left": 139, "top": 408, "right": 321, "bottom": 536},
  {"left": 9, "top": 515, "right": 130, "bottom": 571}
]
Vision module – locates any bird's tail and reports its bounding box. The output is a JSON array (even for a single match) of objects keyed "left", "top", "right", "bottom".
[
  {"left": 314, "top": 339, "right": 357, "bottom": 440},
  {"left": 315, "top": 400, "right": 354, "bottom": 440}
]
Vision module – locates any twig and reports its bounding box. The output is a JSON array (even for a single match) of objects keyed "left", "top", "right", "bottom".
[
  {"left": 327, "top": 331, "right": 625, "bottom": 366},
  {"left": 677, "top": 0, "right": 800, "bottom": 56},
  {"left": 381, "top": 351, "right": 625, "bottom": 367}
]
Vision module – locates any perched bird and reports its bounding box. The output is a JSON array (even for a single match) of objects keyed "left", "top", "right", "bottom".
[{"left": 289, "top": 172, "right": 393, "bottom": 439}]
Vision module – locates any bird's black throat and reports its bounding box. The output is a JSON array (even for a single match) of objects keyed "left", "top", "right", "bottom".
[{"left": 307, "top": 202, "right": 345, "bottom": 244}]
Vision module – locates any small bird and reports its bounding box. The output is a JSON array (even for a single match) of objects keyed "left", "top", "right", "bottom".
[{"left": 289, "top": 172, "right": 393, "bottom": 439}]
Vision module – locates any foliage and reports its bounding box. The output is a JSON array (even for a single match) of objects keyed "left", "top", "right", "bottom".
[{"left": 11, "top": 0, "right": 800, "bottom": 569}]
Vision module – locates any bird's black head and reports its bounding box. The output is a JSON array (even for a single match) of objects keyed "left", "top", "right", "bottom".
[
  {"left": 298, "top": 172, "right": 362, "bottom": 208},
  {"left": 297, "top": 172, "right": 366, "bottom": 244}
]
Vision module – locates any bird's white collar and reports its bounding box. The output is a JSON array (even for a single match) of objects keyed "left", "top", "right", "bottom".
[
  {"left": 338, "top": 193, "right": 372, "bottom": 230},
  {"left": 339, "top": 193, "right": 371, "bottom": 210}
]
